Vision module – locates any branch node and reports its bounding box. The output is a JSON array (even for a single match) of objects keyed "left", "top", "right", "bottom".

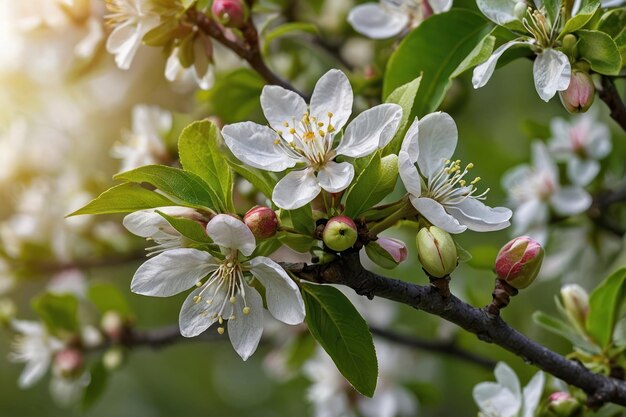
[
  {"left": 428, "top": 274, "right": 451, "bottom": 298},
  {"left": 486, "top": 278, "right": 518, "bottom": 316}
]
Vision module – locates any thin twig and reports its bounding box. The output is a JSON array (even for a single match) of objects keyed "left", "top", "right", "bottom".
[{"left": 599, "top": 76, "right": 626, "bottom": 133}]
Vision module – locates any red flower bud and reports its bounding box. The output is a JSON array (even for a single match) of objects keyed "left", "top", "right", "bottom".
[
  {"left": 559, "top": 70, "right": 595, "bottom": 114},
  {"left": 244, "top": 206, "right": 278, "bottom": 240},
  {"left": 211, "top": 0, "right": 249, "bottom": 28},
  {"left": 365, "top": 237, "right": 408, "bottom": 269},
  {"left": 322, "top": 216, "right": 358, "bottom": 252},
  {"left": 547, "top": 392, "right": 581, "bottom": 417},
  {"left": 495, "top": 236, "right": 544, "bottom": 289},
  {"left": 53, "top": 349, "right": 84, "bottom": 378}
]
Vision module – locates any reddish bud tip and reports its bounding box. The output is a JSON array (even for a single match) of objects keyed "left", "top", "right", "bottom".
[
  {"left": 495, "top": 236, "right": 544, "bottom": 289},
  {"left": 559, "top": 70, "right": 595, "bottom": 114},
  {"left": 53, "top": 349, "right": 84, "bottom": 378},
  {"left": 244, "top": 206, "right": 278, "bottom": 240},
  {"left": 211, "top": 0, "right": 248, "bottom": 28}
]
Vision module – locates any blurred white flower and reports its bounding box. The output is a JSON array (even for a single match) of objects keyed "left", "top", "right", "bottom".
[
  {"left": 304, "top": 342, "right": 419, "bottom": 417},
  {"left": 222, "top": 69, "right": 403, "bottom": 210},
  {"left": 105, "top": 0, "right": 159, "bottom": 70},
  {"left": 548, "top": 111, "right": 611, "bottom": 186},
  {"left": 473, "top": 362, "right": 544, "bottom": 417},
  {"left": 9, "top": 320, "right": 64, "bottom": 389},
  {"left": 47, "top": 269, "right": 88, "bottom": 298},
  {"left": 502, "top": 142, "right": 592, "bottom": 244},
  {"left": 165, "top": 41, "right": 215, "bottom": 91},
  {"left": 130, "top": 214, "right": 305, "bottom": 360},
  {"left": 112, "top": 104, "right": 172, "bottom": 172},
  {"left": 399, "top": 112, "right": 512, "bottom": 234},
  {"left": 348, "top": 0, "right": 452, "bottom": 39}
]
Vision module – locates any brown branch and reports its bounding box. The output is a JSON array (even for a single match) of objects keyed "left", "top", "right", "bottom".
[
  {"left": 285, "top": 254, "right": 626, "bottom": 408},
  {"left": 192, "top": 10, "right": 306, "bottom": 97},
  {"left": 599, "top": 76, "right": 626, "bottom": 133},
  {"left": 369, "top": 326, "right": 496, "bottom": 370}
]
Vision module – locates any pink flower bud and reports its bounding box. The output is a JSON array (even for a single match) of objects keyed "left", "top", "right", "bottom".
[
  {"left": 365, "top": 237, "right": 408, "bottom": 269},
  {"left": 559, "top": 70, "right": 595, "bottom": 114},
  {"left": 495, "top": 236, "right": 544, "bottom": 289},
  {"left": 211, "top": 0, "right": 249, "bottom": 28},
  {"left": 101, "top": 311, "right": 125, "bottom": 342},
  {"left": 244, "top": 206, "right": 278, "bottom": 240},
  {"left": 322, "top": 216, "right": 358, "bottom": 252},
  {"left": 53, "top": 348, "right": 83, "bottom": 378},
  {"left": 547, "top": 392, "right": 580, "bottom": 417}
]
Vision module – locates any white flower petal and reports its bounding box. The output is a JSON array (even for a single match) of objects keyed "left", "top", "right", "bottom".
[
  {"left": 11, "top": 320, "right": 44, "bottom": 336},
  {"left": 261, "top": 85, "right": 308, "bottom": 136},
  {"left": 248, "top": 257, "right": 305, "bottom": 325},
  {"left": 533, "top": 49, "right": 571, "bottom": 102},
  {"left": 18, "top": 356, "right": 50, "bottom": 388},
  {"left": 400, "top": 118, "right": 420, "bottom": 162},
  {"left": 122, "top": 206, "right": 190, "bottom": 237},
  {"left": 473, "top": 40, "right": 529, "bottom": 89},
  {"left": 206, "top": 214, "right": 256, "bottom": 256},
  {"left": 228, "top": 285, "right": 264, "bottom": 361},
  {"left": 347, "top": 3, "right": 409, "bottom": 39},
  {"left": 194, "top": 62, "right": 215, "bottom": 90},
  {"left": 222, "top": 122, "right": 298, "bottom": 171},
  {"left": 473, "top": 382, "right": 522, "bottom": 417},
  {"left": 416, "top": 112, "right": 458, "bottom": 178},
  {"left": 531, "top": 141, "right": 558, "bottom": 183},
  {"left": 106, "top": 23, "right": 142, "bottom": 70},
  {"left": 310, "top": 69, "right": 353, "bottom": 132},
  {"left": 272, "top": 168, "right": 321, "bottom": 210},
  {"left": 495, "top": 362, "right": 521, "bottom": 397},
  {"left": 501, "top": 164, "right": 532, "bottom": 194},
  {"left": 336, "top": 103, "right": 403, "bottom": 157},
  {"left": 447, "top": 199, "right": 512, "bottom": 231},
  {"left": 477, "top": 0, "right": 522, "bottom": 25},
  {"left": 398, "top": 151, "right": 421, "bottom": 197},
  {"left": 179, "top": 283, "right": 224, "bottom": 337},
  {"left": 567, "top": 158, "right": 599, "bottom": 186},
  {"left": 521, "top": 371, "right": 545, "bottom": 417},
  {"left": 131, "top": 249, "right": 217, "bottom": 297},
  {"left": 317, "top": 161, "right": 354, "bottom": 193},
  {"left": 429, "top": 0, "right": 453, "bottom": 13},
  {"left": 512, "top": 199, "right": 548, "bottom": 236},
  {"left": 550, "top": 187, "right": 592, "bottom": 215},
  {"left": 410, "top": 196, "right": 467, "bottom": 233}
]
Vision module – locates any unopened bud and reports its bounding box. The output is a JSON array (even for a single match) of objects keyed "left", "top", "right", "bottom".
[
  {"left": 101, "top": 311, "right": 125, "bottom": 342},
  {"left": 53, "top": 349, "right": 83, "bottom": 378},
  {"left": 547, "top": 392, "right": 581, "bottom": 417},
  {"left": 211, "top": 0, "right": 249, "bottom": 28},
  {"left": 562, "top": 34, "right": 578, "bottom": 56},
  {"left": 559, "top": 70, "right": 595, "bottom": 114},
  {"left": 322, "top": 216, "right": 358, "bottom": 252},
  {"left": 244, "top": 206, "right": 278, "bottom": 240},
  {"left": 560, "top": 284, "right": 589, "bottom": 331},
  {"left": 495, "top": 236, "right": 544, "bottom": 289},
  {"left": 416, "top": 226, "right": 457, "bottom": 278},
  {"left": 103, "top": 347, "right": 125, "bottom": 371},
  {"left": 365, "top": 237, "right": 408, "bottom": 269}
]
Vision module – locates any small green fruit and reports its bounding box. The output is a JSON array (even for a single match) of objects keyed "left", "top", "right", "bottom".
[{"left": 322, "top": 216, "right": 358, "bottom": 252}]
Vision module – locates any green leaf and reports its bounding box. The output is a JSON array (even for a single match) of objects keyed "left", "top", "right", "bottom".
[
  {"left": 114, "top": 165, "right": 220, "bottom": 212},
  {"left": 383, "top": 10, "right": 492, "bottom": 117},
  {"left": 451, "top": 34, "right": 496, "bottom": 77},
  {"left": 586, "top": 268, "right": 626, "bottom": 348},
  {"left": 178, "top": 120, "right": 234, "bottom": 212},
  {"left": 598, "top": 8, "right": 626, "bottom": 62},
  {"left": 344, "top": 153, "right": 398, "bottom": 218},
  {"left": 227, "top": 160, "right": 276, "bottom": 201},
  {"left": 560, "top": 0, "right": 600, "bottom": 35},
  {"left": 533, "top": 311, "right": 600, "bottom": 353},
  {"left": 32, "top": 293, "right": 79, "bottom": 335},
  {"left": 281, "top": 205, "right": 315, "bottom": 235},
  {"left": 68, "top": 183, "right": 175, "bottom": 217},
  {"left": 200, "top": 69, "right": 265, "bottom": 124},
  {"left": 157, "top": 211, "right": 213, "bottom": 244},
  {"left": 82, "top": 361, "right": 108, "bottom": 410},
  {"left": 263, "top": 22, "right": 319, "bottom": 54},
  {"left": 576, "top": 29, "right": 622, "bottom": 75},
  {"left": 301, "top": 282, "right": 378, "bottom": 397},
  {"left": 383, "top": 76, "right": 422, "bottom": 156},
  {"left": 543, "top": 0, "right": 561, "bottom": 25},
  {"left": 87, "top": 283, "right": 134, "bottom": 319},
  {"left": 277, "top": 233, "right": 316, "bottom": 253}
]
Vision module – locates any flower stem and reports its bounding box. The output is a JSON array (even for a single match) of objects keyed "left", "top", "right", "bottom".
[{"left": 368, "top": 199, "right": 416, "bottom": 235}]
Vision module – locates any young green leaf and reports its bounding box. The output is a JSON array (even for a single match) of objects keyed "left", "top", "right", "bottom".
[
  {"left": 560, "top": 0, "right": 600, "bottom": 35},
  {"left": 576, "top": 29, "right": 622, "bottom": 75},
  {"left": 344, "top": 153, "right": 398, "bottom": 218},
  {"left": 68, "top": 183, "right": 175, "bottom": 217},
  {"left": 178, "top": 120, "right": 234, "bottom": 212},
  {"left": 262, "top": 22, "right": 319, "bottom": 54},
  {"left": 157, "top": 211, "right": 213, "bottom": 244},
  {"left": 82, "top": 361, "right": 108, "bottom": 411},
  {"left": 383, "top": 76, "right": 422, "bottom": 156},
  {"left": 32, "top": 293, "right": 79, "bottom": 336},
  {"left": 533, "top": 311, "right": 600, "bottom": 354},
  {"left": 281, "top": 205, "right": 315, "bottom": 235},
  {"left": 87, "top": 283, "right": 134, "bottom": 319},
  {"left": 384, "top": 10, "right": 492, "bottom": 118},
  {"left": 227, "top": 160, "right": 276, "bottom": 201},
  {"left": 301, "top": 282, "right": 378, "bottom": 397},
  {"left": 586, "top": 268, "right": 626, "bottom": 348},
  {"left": 114, "top": 165, "right": 221, "bottom": 212}
]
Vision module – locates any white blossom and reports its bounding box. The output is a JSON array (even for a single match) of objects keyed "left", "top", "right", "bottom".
[
  {"left": 473, "top": 1, "right": 572, "bottom": 101},
  {"left": 398, "top": 112, "right": 512, "bottom": 234},
  {"left": 130, "top": 214, "right": 305, "bottom": 360},
  {"left": 502, "top": 141, "right": 592, "bottom": 244},
  {"left": 347, "top": 0, "right": 452, "bottom": 39},
  {"left": 473, "top": 362, "right": 544, "bottom": 417},
  {"left": 222, "top": 69, "right": 403, "bottom": 210},
  {"left": 105, "top": 0, "right": 159, "bottom": 70},
  {"left": 111, "top": 104, "right": 172, "bottom": 172},
  {"left": 548, "top": 111, "right": 611, "bottom": 186},
  {"left": 165, "top": 42, "right": 215, "bottom": 91}
]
